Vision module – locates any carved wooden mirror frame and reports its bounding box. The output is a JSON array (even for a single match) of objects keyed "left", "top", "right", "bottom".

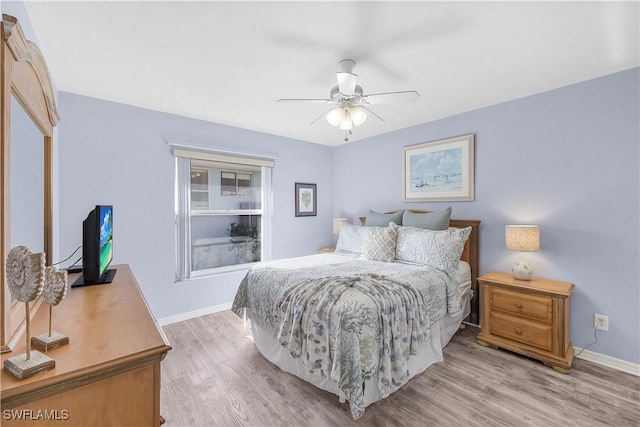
[{"left": 1, "top": 14, "right": 59, "bottom": 352}]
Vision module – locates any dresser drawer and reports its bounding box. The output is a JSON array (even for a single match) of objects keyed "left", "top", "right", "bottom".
[
  {"left": 489, "top": 311, "right": 553, "bottom": 351},
  {"left": 490, "top": 287, "right": 552, "bottom": 322}
]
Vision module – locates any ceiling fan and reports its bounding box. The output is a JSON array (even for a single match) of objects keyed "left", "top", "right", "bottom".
[{"left": 278, "top": 59, "right": 420, "bottom": 141}]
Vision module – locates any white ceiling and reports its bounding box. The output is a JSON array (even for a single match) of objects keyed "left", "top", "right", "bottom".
[{"left": 24, "top": 1, "right": 639, "bottom": 147}]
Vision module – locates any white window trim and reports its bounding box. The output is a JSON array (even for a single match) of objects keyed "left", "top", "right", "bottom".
[
  {"left": 171, "top": 141, "right": 275, "bottom": 281},
  {"left": 167, "top": 139, "right": 277, "bottom": 167}
]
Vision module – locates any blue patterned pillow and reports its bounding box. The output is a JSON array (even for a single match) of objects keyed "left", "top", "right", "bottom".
[
  {"left": 335, "top": 223, "right": 367, "bottom": 254},
  {"left": 402, "top": 207, "right": 451, "bottom": 230},
  {"left": 365, "top": 210, "right": 403, "bottom": 227},
  {"left": 396, "top": 226, "right": 472, "bottom": 276}
]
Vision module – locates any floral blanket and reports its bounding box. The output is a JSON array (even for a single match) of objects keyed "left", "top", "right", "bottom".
[{"left": 231, "top": 256, "right": 457, "bottom": 419}]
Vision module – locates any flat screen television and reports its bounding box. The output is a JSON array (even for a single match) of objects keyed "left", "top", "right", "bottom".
[{"left": 72, "top": 205, "right": 115, "bottom": 287}]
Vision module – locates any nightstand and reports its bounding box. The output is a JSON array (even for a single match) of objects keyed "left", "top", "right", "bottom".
[
  {"left": 477, "top": 271, "right": 574, "bottom": 373},
  {"left": 316, "top": 247, "right": 335, "bottom": 254}
]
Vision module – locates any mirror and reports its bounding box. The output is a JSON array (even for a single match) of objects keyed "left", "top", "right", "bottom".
[
  {"left": 10, "top": 95, "right": 45, "bottom": 253},
  {"left": 1, "top": 15, "right": 59, "bottom": 352},
  {"left": 9, "top": 95, "right": 45, "bottom": 310}
]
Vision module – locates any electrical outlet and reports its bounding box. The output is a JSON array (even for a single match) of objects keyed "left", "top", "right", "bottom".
[{"left": 594, "top": 314, "right": 609, "bottom": 331}]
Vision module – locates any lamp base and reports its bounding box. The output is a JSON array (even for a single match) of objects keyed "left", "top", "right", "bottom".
[{"left": 512, "top": 261, "right": 534, "bottom": 280}]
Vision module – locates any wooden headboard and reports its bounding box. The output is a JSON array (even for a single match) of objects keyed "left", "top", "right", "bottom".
[{"left": 359, "top": 211, "right": 481, "bottom": 325}]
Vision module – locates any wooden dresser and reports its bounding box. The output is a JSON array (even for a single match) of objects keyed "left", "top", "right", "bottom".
[
  {"left": 1, "top": 264, "right": 171, "bottom": 426},
  {"left": 477, "top": 271, "right": 574, "bottom": 373}
]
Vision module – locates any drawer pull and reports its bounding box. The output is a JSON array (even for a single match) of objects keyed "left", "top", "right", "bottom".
[
  {"left": 514, "top": 302, "right": 523, "bottom": 309},
  {"left": 515, "top": 327, "right": 523, "bottom": 335}
]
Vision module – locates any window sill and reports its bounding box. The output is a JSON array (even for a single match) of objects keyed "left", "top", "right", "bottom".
[{"left": 188, "top": 262, "right": 257, "bottom": 279}]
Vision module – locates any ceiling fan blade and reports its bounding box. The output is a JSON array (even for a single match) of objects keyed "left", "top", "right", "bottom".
[
  {"left": 277, "top": 98, "right": 334, "bottom": 104},
  {"left": 360, "top": 106, "right": 385, "bottom": 122},
  {"left": 361, "top": 91, "right": 420, "bottom": 104},
  {"left": 337, "top": 71, "right": 358, "bottom": 96},
  {"left": 308, "top": 109, "right": 332, "bottom": 127}
]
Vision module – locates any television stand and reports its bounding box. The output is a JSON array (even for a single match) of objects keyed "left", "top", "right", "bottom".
[{"left": 71, "top": 268, "right": 116, "bottom": 287}]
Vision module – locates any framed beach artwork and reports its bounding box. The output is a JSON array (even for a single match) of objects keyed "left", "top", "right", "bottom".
[
  {"left": 403, "top": 134, "right": 475, "bottom": 202},
  {"left": 295, "top": 183, "right": 317, "bottom": 217}
]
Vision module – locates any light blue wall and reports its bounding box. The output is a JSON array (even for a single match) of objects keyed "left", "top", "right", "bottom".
[
  {"left": 334, "top": 68, "right": 640, "bottom": 364},
  {"left": 5, "top": 0, "right": 638, "bottom": 365},
  {"left": 56, "top": 93, "right": 334, "bottom": 319}
]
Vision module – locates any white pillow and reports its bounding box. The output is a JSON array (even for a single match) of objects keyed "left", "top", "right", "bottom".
[
  {"left": 396, "top": 226, "right": 471, "bottom": 276},
  {"left": 361, "top": 222, "right": 398, "bottom": 262},
  {"left": 335, "top": 223, "right": 367, "bottom": 254}
]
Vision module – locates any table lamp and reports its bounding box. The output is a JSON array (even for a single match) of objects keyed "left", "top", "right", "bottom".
[
  {"left": 505, "top": 225, "right": 540, "bottom": 280},
  {"left": 333, "top": 218, "right": 349, "bottom": 234},
  {"left": 332, "top": 218, "right": 348, "bottom": 245}
]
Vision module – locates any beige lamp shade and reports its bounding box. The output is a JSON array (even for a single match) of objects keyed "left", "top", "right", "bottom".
[
  {"left": 505, "top": 225, "right": 540, "bottom": 252},
  {"left": 333, "top": 218, "right": 349, "bottom": 234}
]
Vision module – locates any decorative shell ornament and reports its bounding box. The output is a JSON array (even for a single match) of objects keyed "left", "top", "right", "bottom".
[
  {"left": 31, "top": 265, "right": 70, "bottom": 353},
  {"left": 4, "top": 246, "right": 55, "bottom": 380},
  {"left": 6, "top": 246, "right": 45, "bottom": 302},
  {"left": 43, "top": 266, "right": 68, "bottom": 306}
]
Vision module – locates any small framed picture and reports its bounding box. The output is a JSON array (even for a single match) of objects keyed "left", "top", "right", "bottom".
[{"left": 295, "top": 183, "right": 317, "bottom": 217}]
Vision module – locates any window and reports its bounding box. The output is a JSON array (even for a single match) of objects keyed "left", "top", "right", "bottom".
[
  {"left": 220, "top": 171, "right": 237, "bottom": 195},
  {"left": 173, "top": 147, "right": 274, "bottom": 280},
  {"left": 218, "top": 171, "right": 252, "bottom": 196},
  {"left": 237, "top": 173, "right": 251, "bottom": 196},
  {"left": 190, "top": 168, "right": 209, "bottom": 210}
]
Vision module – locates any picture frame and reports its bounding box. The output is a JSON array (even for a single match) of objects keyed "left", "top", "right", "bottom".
[
  {"left": 295, "top": 183, "right": 317, "bottom": 217},
  {"left": 403, "top": 134, "right": 475, "bottom": 202}
]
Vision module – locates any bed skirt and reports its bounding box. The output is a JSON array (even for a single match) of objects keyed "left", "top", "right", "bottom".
[{"left": 249, "top": 291, "right": 472, "bottom": 408}]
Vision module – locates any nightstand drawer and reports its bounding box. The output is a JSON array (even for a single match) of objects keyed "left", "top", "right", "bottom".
[
  {"left": 489, "top": 311, "right": 553, "bottom": 351},
  {"left": 490, "top": 287, "right": 552, "bottom": 322}
]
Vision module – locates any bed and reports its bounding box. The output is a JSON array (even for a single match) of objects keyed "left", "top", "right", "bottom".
[{"left": 231, "top": 211, "right": 480, "bottom": 419}]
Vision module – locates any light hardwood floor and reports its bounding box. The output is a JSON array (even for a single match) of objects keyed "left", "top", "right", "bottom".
[{"left": 160, "top": 310, "right": 639, "bottom": 426}]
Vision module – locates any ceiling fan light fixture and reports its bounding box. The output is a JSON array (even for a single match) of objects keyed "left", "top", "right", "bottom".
[
  {"left": 327, "top": 105, "right": 365, "bottom": 130},
  {"left": 349, "top": 106, "right": 367, "bottom": 126},
  {"left": 326, "top": 107, "right": 343, "bottom": 127},
  {"left": 338, "top": 110, "right": 354, "bottom": 131}
]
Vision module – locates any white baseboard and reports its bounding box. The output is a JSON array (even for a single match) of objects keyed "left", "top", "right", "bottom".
[
  {"left": 157, "top": 302, "right": 232, "bottom": 326},
  {"left": 575, "top": 347, "right": 640, "bottom": 376}
]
